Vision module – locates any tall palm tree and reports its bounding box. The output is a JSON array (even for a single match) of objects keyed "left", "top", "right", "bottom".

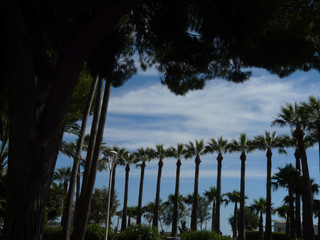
[
  {"left": 224, "top": 190, "right": 241, "bottom": 239},
  {"left": 135, "top": 147, "right": 155, "bottom": 224},
  {"left": 228, "top": 133, "right": 254, "bottom": 240},
  {"left": 252, "top": 130, "right": 286, "bottom": 240},
  {"left": 281, "top": 131, "right": 315, "bottom": 238},
  {"left": 167, "top": 143, "right": 184, "bottom": 237},
  {"left": 272, "top": 102, "right": 315, "bottom": 239},
  {"left": 249, "top": 197, "right": 266, "bottom": 240},
  {"left": 205, "top": 136, "right": 229, "bottom": 233},
  {"left": 184, "top": 139, "right": 206, "bottom": 231},
  {"left": 203, "top": 186, "right": 218, "bottom": 232},
  {"left": 153, "top": 144, "right": 168, "bottom": 229},
  {"left": 120, "top": 152, "right": 135, "bottom": 231},
  {"left": 272, "top": 163, "right": 300, "bottom": 240}
]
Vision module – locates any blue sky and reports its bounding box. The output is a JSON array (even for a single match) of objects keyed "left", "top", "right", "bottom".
[{"left": 58, "top": 67, "right": 320, "bottom": 235}]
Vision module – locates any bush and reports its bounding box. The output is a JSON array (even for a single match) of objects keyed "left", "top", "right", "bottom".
[
  {"left": 181, "top": 230, "right": 232, "bottom": 240},
  {"left": 44, "top": 226, "right": 63, "bottom": 240},
  {"left": 85, "top": 223, "right": 105, "bottom": 240},
  {"left": 117, "top": 224, "right": 159, "bottom": 240},
  {"left": 246, "top": 231, "right": 288, "bottom": 240}
]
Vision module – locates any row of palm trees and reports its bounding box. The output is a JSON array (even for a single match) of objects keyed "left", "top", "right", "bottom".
[{"left": 58, "top": 95, "right": 320, "bottom": 240}]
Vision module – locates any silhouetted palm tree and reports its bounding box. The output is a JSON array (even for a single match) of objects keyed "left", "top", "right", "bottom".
[
  {"left": 184, "top": 139, "right": 206, "bottom": 231},
  {"left": 224, "top": 190, "right": 241, "bottom": 239},
  {"left": 167, "top": 143, "right": 184, "bottom": 236},
  {"left": 153, "top": 144, "right": 168, "bottom": 229},
  {"left": 203, "top": 186, "right": 218, "bottom": 232},
  {"left": 272, "top": 163, "right": 300, "bottom": 240},
  {"left": 228, "top": 133, "right": 254, "bottom": 240},
  {"left": 135, "top": 147, "right": 155, "bottom": 224},
  {"left": 120, "top": 152, "right": 135, "bottom": 231},
  {"left": 252, "top": 130, "right": 286, "bottom": 240},
  {"left": 275, "top": 204, "right": 290, "bottom": 240},
  {"left": 249, "top": 197, "right": 266, "bottom": 240},
  {"left": 205, "top": 136, "right": 229, "bottom": 233},
  {"left": 272, "top": 102, "right": 314, "bottom": 239}
]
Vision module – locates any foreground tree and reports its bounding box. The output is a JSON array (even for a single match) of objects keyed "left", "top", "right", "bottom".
[
  {"left": 205, "top": 136, "right": 229, "bottom": 233},
  {"left": 272, "top": 102, "right": 315, "bottom": 239},
  {"left": 203, "top": 186, "right": 218, "bottom": 232},
  {"left": 184, "top": 139, "right": 206, "bottom": 231},
  {"left": 228, "top": 133, "right": 254, "bottom": 240},
  {"left": 224, "top": 190, "right": 241, "bottom": 239},
  {"left": 252, "top": 130, "right": 286, "bottom": 240}
]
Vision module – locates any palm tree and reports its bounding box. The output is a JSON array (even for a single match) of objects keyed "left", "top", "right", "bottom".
[
  {"left": 205, "top": 136, "right": 229, "bottom": 233},
  {"left": 228, "top": 133, "right": 254, "bottom": 240},
  {"left": 313, "top": 199, "right": 320, "bottom": 240},
  {"left": 249, "top": 197, "right": 266, "bottom": 240},
  {"left": 203, "top": 186, "right": 218, "bottom": 232},
  {"left": 272, "top": 102, "right": 315, "bottom": 239},
  {"left": 252, "top": 130, "right": 286, "bottom": 240},
  {"left": 167, "top": 143, "right": 184, "bottom": 236},
  {"left": 135, "top": 147, "right": 155, "bottom": 224},
  {"left": 272, "top": 163, "right": 300, "bottom": 240},
  {"left": 281, "top": 131, "right": 315, "bottom": 238},
  {"left": 184, "top": 139, "right": 206, "bottom": 231},
  {"left": 275, "top": 205, "right": 290, "bottom": 240},
  {"left": 153, "top": 144, "right": 168, "bottom": 229},
  {"left": 120, "top": 152, "right": 135, "bottom": 231},
  {"left": 224, "top": 190, "right": 241, "bottom": 239}
]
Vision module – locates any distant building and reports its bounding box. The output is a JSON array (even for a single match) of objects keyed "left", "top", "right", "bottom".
[{"left": 273, "top": 220, "right": 318, "bottom": 235}]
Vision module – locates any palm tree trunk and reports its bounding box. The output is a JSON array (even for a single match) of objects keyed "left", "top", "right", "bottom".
[
  {"left": 265, "top": 149, "right": 272, "bottom": 240},
  {"left": 137, "top": 161, "right": 146, "bottom": 225},
  {"left": 239, "top": 152, "right": 246, "bottom": 240},
  {"left": 62, "top": 76, "right": 98, "bottom": 240},
  {"left": 109, "top": 163, "right": 117, "bottom": 224},
  {"left": 212, "top": 200, "right": 216, "bottom": 232},
  {"left": 191, "top": 155, "right": 201, "bottom": 231},
  {"left": 153, "top": 158, "right": 163, "bottom": 229},
  {"left": 72, "top": 79, "right": 112, "bottom": 240},
  {"left": 171, "top": 159, "right": 181, "bottom": 236},
  {"left": 294, "top": 149, "right": 302, "bottom": 238},
  {"left": 296, "top": 128, "right": 315, "bottom": 240},
  {"left": 214, "top": 154, "right": 223, "bottom": 233},
  {"left": 259, "top": 211, "right": 263, "bottom": 240},
  {"left": 289, "top": 189, "right": 296, "bottom": 240},
  {"left": 286, "top": 215, "right": 290, "bottom": 240},
  {"left": 233, "top": 203, "right": 238, "bottom": 239},
  {"left": 121, "top": 164, "right": 130, "bottom": 231}
]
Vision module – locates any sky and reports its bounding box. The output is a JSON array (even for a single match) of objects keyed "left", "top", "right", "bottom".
[{"left": 58, "top": 67, "right": 320, "bottom": 236}]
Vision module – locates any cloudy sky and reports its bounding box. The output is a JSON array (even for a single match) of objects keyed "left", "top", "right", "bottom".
[{"left": 59, "top": 67, "right": 320, "bottom": 235}]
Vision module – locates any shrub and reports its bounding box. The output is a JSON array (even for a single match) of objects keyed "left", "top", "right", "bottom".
[
  {"left": 117, "top": 224, "right": 159, "bottom": 240},
  {"left": 85, "top": 223, "right": 105, "bottom": 240},
  {"left": 181, "top": 230, "right": 232, "bottom": 240},
  {"left": 44, "top": 226, "right": 63, "bottom": 240}
]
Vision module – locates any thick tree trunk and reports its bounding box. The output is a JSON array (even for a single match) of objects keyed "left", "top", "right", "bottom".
[
  {"left": 233, "top": 203, "right": 238, "bottom": 239},
  {"left": 212, "top": 200, "right": 216, "bottom": 232},
  {"left": 62, "top": 76, "right": 98, "bottom": 240},
  {"left": 72, "top": 80, "right": 112, "bottom": 240},
  {"left": 121, "top": 164, "right": 130, "bottom": 231},
  {"left": 171, "top": 158, "right": 181, "bottom": 236},
  {"left": 153, "top": 158, "right": 163, "bottom": 229},
  {"left": 265, "top": 149, "right": 272, "bottom": 240},
  {"left": 191, "top": 155, "right": 201, "bottom": 231},
  {"left": 137, "top": 161, "right": 146, "bottom": 225},
  {"left": 238, "top": 152, "right": 246, "bottom": 240},
  {"left": 296, "top": 128, "right": 315, "bottom": 240},
  {"left": 294, "top": 149, "right": 302, "bottom": 238},
  {"left": 214, "top": 153, "right": 223, "bottom": 233},
  {"left": 259, "top": 211, "right": 263, "bottom": 240}
]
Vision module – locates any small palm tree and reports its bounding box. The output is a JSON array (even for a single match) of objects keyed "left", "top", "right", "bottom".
[
  {"left": 167, "top": 143, "right": 185, "bottom": 237},
  {"left": 134, "top": 147, "right": 155, "bottom": 224},
  {"left": 228, "top": 133, "right": 254, "bottom": 240},
  {"left": 184, "top": 139, "right": 206, "bottom": 231},
  {"left": 224, "top": 190, "right": 241, "bottom": 239},
  {"left": 272, "top": 102, "right": 314, "bottom": 239},
  {"left": 203, "top": 186, "right": 218, "bottom": 232},
  {"left": 249, "top": 197, "right": 266, "bottom": 240},
  {"left": 205, "top": 136, "right": 229, "bottom": 233},
  {"left": 272, "top": 163, "right": 300, "bottom": 240},
  {"left": 252, "top": 130, "right": 286, "bottom": 240},
  {"left": 275, "top": 205, "right": 290, "bottom": 240}
]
